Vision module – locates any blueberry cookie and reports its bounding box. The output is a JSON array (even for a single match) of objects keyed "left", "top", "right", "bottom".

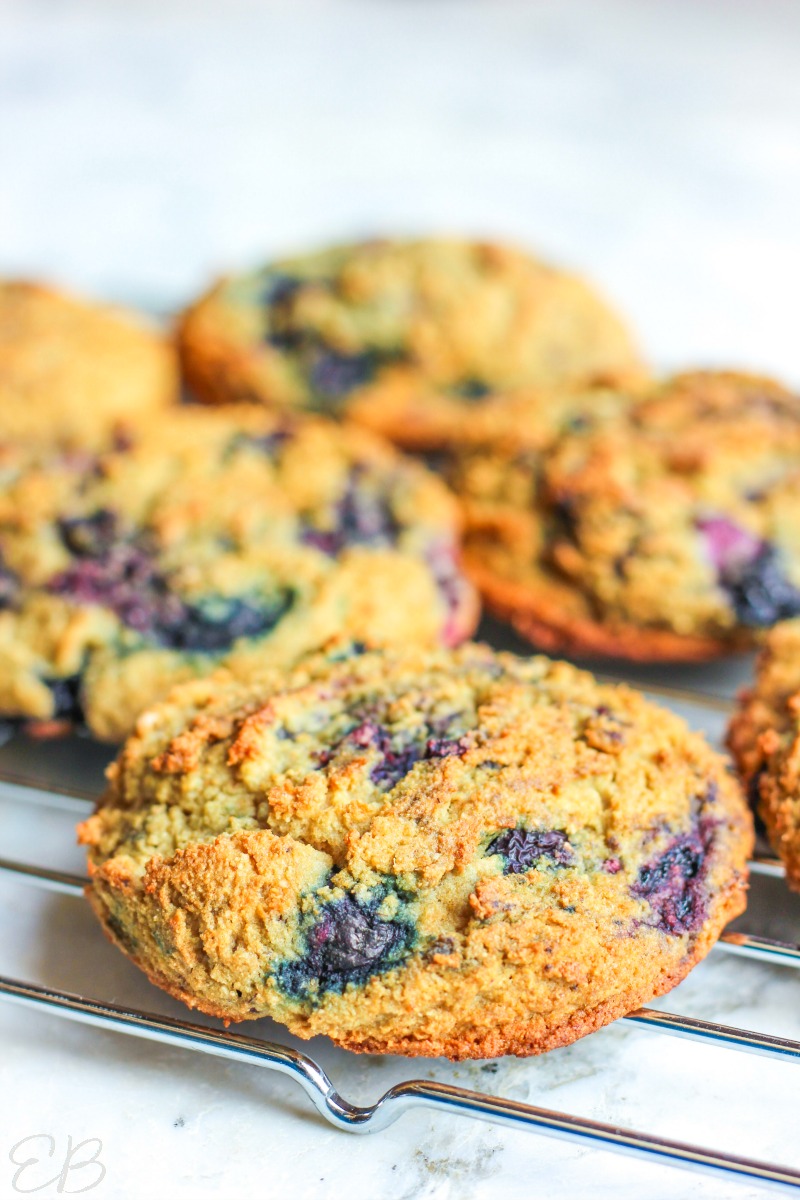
[
  {"left": 177, "top": 238, "right": 643, "bottom": 450},
  {"left": 452, "top": 371, "right": 800, "bottom": 660},
  {"left": 728, "top": 619, "right": 800, "bottom": 889},
  {"left": 0, "top": 407, "right": 475, "bottom": 742},
  {"left": 0, "top": 281, "right": 178, "bottom": 444},
  {"left": 79, "top": 642, "right": 751, "bottom": 1059}
]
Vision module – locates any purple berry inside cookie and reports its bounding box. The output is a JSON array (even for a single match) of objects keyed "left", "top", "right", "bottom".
[
  {"left": 45, "top": 674, "right": 84, "bottom": 723},
  {"left": 698, "top": 516, "right": 800, "bottom": 626},
  {"left": 310, "top": 350, "right": 379, "bottom": 398},
  {"left": 230, "top": 426, "right": 295, "bottom": 459},
  {"left": 277, "top": 891, "right": 414, "bottom": 998},
  {"left": 260, "top": 273, "right": 303, "bottom": 308},
  {"left": 631, "top": 821, "right": 716, "bottom": 934},
  {"left": 0, "top": 553, "right": 19, "bottom": 610},
  {"left": 58, "top": 509, "right": 119, "bottom": 558},
  {"left": 487, "top": 828, "right": 574, "bottom": 873},
  {"left": 452, "top": 378, "right": 490, "bottom": 401},
  {"left": 49, "top": 541, "right": 183, "bottom": 635},
  {"left": 51, "top": 510, "right": 292, "bottom": 651},
  {"left": 315, "top": 713, "right": 471, "bottom": 790},
  {"left": 301, "top": 469, "right": 401, "bottom": 556}
]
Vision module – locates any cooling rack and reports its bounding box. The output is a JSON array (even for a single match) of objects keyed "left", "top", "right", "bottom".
[{"left": 2, "top": 655, "right": 800, "bottom": 1195}]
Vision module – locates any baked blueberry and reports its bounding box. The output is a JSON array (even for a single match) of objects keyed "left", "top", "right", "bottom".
[
  {"left": 487, "top": 828, "right": 573, "bottom": 873},
  {"left": 0, "top": 554, "right": 19, "bottom": 610},
  {"left": 277, "top": 889, "right": 415, "bottom": 998},
  {"left": 631, "top": 824, "right": 714, "bottom": 934}
]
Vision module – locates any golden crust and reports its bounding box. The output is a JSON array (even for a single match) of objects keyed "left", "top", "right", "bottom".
[
  {"left": 0, "top": 280, "right": 178, "bottom": 444},
  {"left": 80, "top": 643, "right": 752, "bottom": 1059}
]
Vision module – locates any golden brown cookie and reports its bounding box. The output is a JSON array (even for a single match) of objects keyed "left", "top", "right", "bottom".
[
  {"left": 0, "top": 280, "right": 177, "bottom": 444},
  {"left": 177, "top": 238, "right": 643, "bottom": 450},
  {"left": 0, "top": 407, "right": 476, "bottom": 742},
  {"left": 80, "top": 642, "right": 751, "bottom": 1059},
  {"left": 450, "top": 371, "right": 800, "bottom": 661}
]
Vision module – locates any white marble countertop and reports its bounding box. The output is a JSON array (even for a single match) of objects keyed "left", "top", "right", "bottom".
[{"left": 2, "top": 2, "right": 800, "bottom": 1197}]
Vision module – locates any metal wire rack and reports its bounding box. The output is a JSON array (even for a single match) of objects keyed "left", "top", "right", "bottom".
[{"left": 2, "top": 673, "right": 800, "bottom": 1195}]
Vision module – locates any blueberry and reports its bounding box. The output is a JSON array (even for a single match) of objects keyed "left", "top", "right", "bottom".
[
  {"left": 346, "top": 719, "right": 382, "bottom": 748},
  {"left": 425, "top": 735, "right": 469, "bottom": 757},
  {"left": 370, "top": 744, "right": 424, "bottom": 789},
  {"left": 697, "top": 517, "right": 800, "bottom": 626},
  {"left": 551, "top": 496, "right": 580, "bottom": 543},
  {"left": 44, "top": 674, "right": 84, "bottom": 724},
  {"left": 260, "top": 272, "right": 303, "bottom": 308},
  {"left": 277, "top": 891, "right": 415, "bottom": 999},
  {"left": 0, "top": 553, "right": 19, "bottom": 610},
  {"left": 324, "top": 640, "right": 367, "bottom": 662},
  {"left": 487, "top": 828, "right": 574, "bottom": 873},
  {"left": 338, "top": 477, "right": 400, "bottom": 544},
  {"left": 566, "top": 414, "right": 591, "bottom": 432},
  {"left": 51, "top": 534, "right": 292, "bottom": 652},
  {"left": 302, "top": 468, "right": 400, "bottom": 556},
  {"left": 58, "top": 510, "right": 118, "bottom": 558},
  {"left": 315, "top": 715, "right": 469, "bottom": 789},
  {"left": 262, "top": 273, "right": 305, "bottom": 351},
  {"left": 309, "top": 350, "right": 378, "bottom": 399},
  {"left": 300, "top": 529, "right": 339, "bottom": 556},
  {"left": 49, "top": 544, "right": 176, "bottom": 633},
  {"left": 266, "top": 329, "right": 305, "bottom": 352},
  {"left": 452, "top": 378, "right": 490, "bottom": 401},
  {"left": 698, "top": 516, "right": 762, "bottom": 572},
  {"left": 227, "top": 427, "right": 295, "bottom": 460},
  {"left": 722, "top": 545, "right": 800, "bottom": 627},
  {"left": 370, "top": 725, "right": 468, "bottom": 788},
  {"left": 155, "top": 593, "right": 292, "bottom": 653},
  {"left": 631, "top": 822, "right": 715, "bottom": 934}
]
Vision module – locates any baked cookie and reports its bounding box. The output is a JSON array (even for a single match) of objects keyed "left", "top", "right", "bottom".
[
  {"left": 79, "top": 643, "right": 751, "bottom": 1059},
  {"left": 451, "top": 371, "right": 800, "bottom": 661},
  {"left": 0, "top": 408, "right": 475, "bottom": 742},
  {"left": 728, "top": 619, "right": 800, "bottom": 889},
  {"left": 177, "top": 238, "right": 643, "bottom": 450},
  {"left": 0, "top": 281, "right": 177, "bottom": 444}
]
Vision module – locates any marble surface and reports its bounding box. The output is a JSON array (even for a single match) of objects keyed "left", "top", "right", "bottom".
[{"left": 2, "top": 2, "right": 800, "bottom": 1197}]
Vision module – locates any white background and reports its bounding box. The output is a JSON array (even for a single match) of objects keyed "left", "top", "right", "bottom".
[{"left": 2, "top": 2, "right": 800, "bottom": 1198}]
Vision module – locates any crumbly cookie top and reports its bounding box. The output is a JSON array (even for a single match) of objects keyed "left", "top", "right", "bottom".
[
  {"left": 0, "top": 280, "right": 176, "bottom": 443},
  {"left": 82, "top": 643, "right": 750, "bottom": 1037},
  {"left": 93, "top": 642, "right": 741, "bottom": 875},
  {"left": 454, "top": 371, "right": 800, "bottom": 644}
]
